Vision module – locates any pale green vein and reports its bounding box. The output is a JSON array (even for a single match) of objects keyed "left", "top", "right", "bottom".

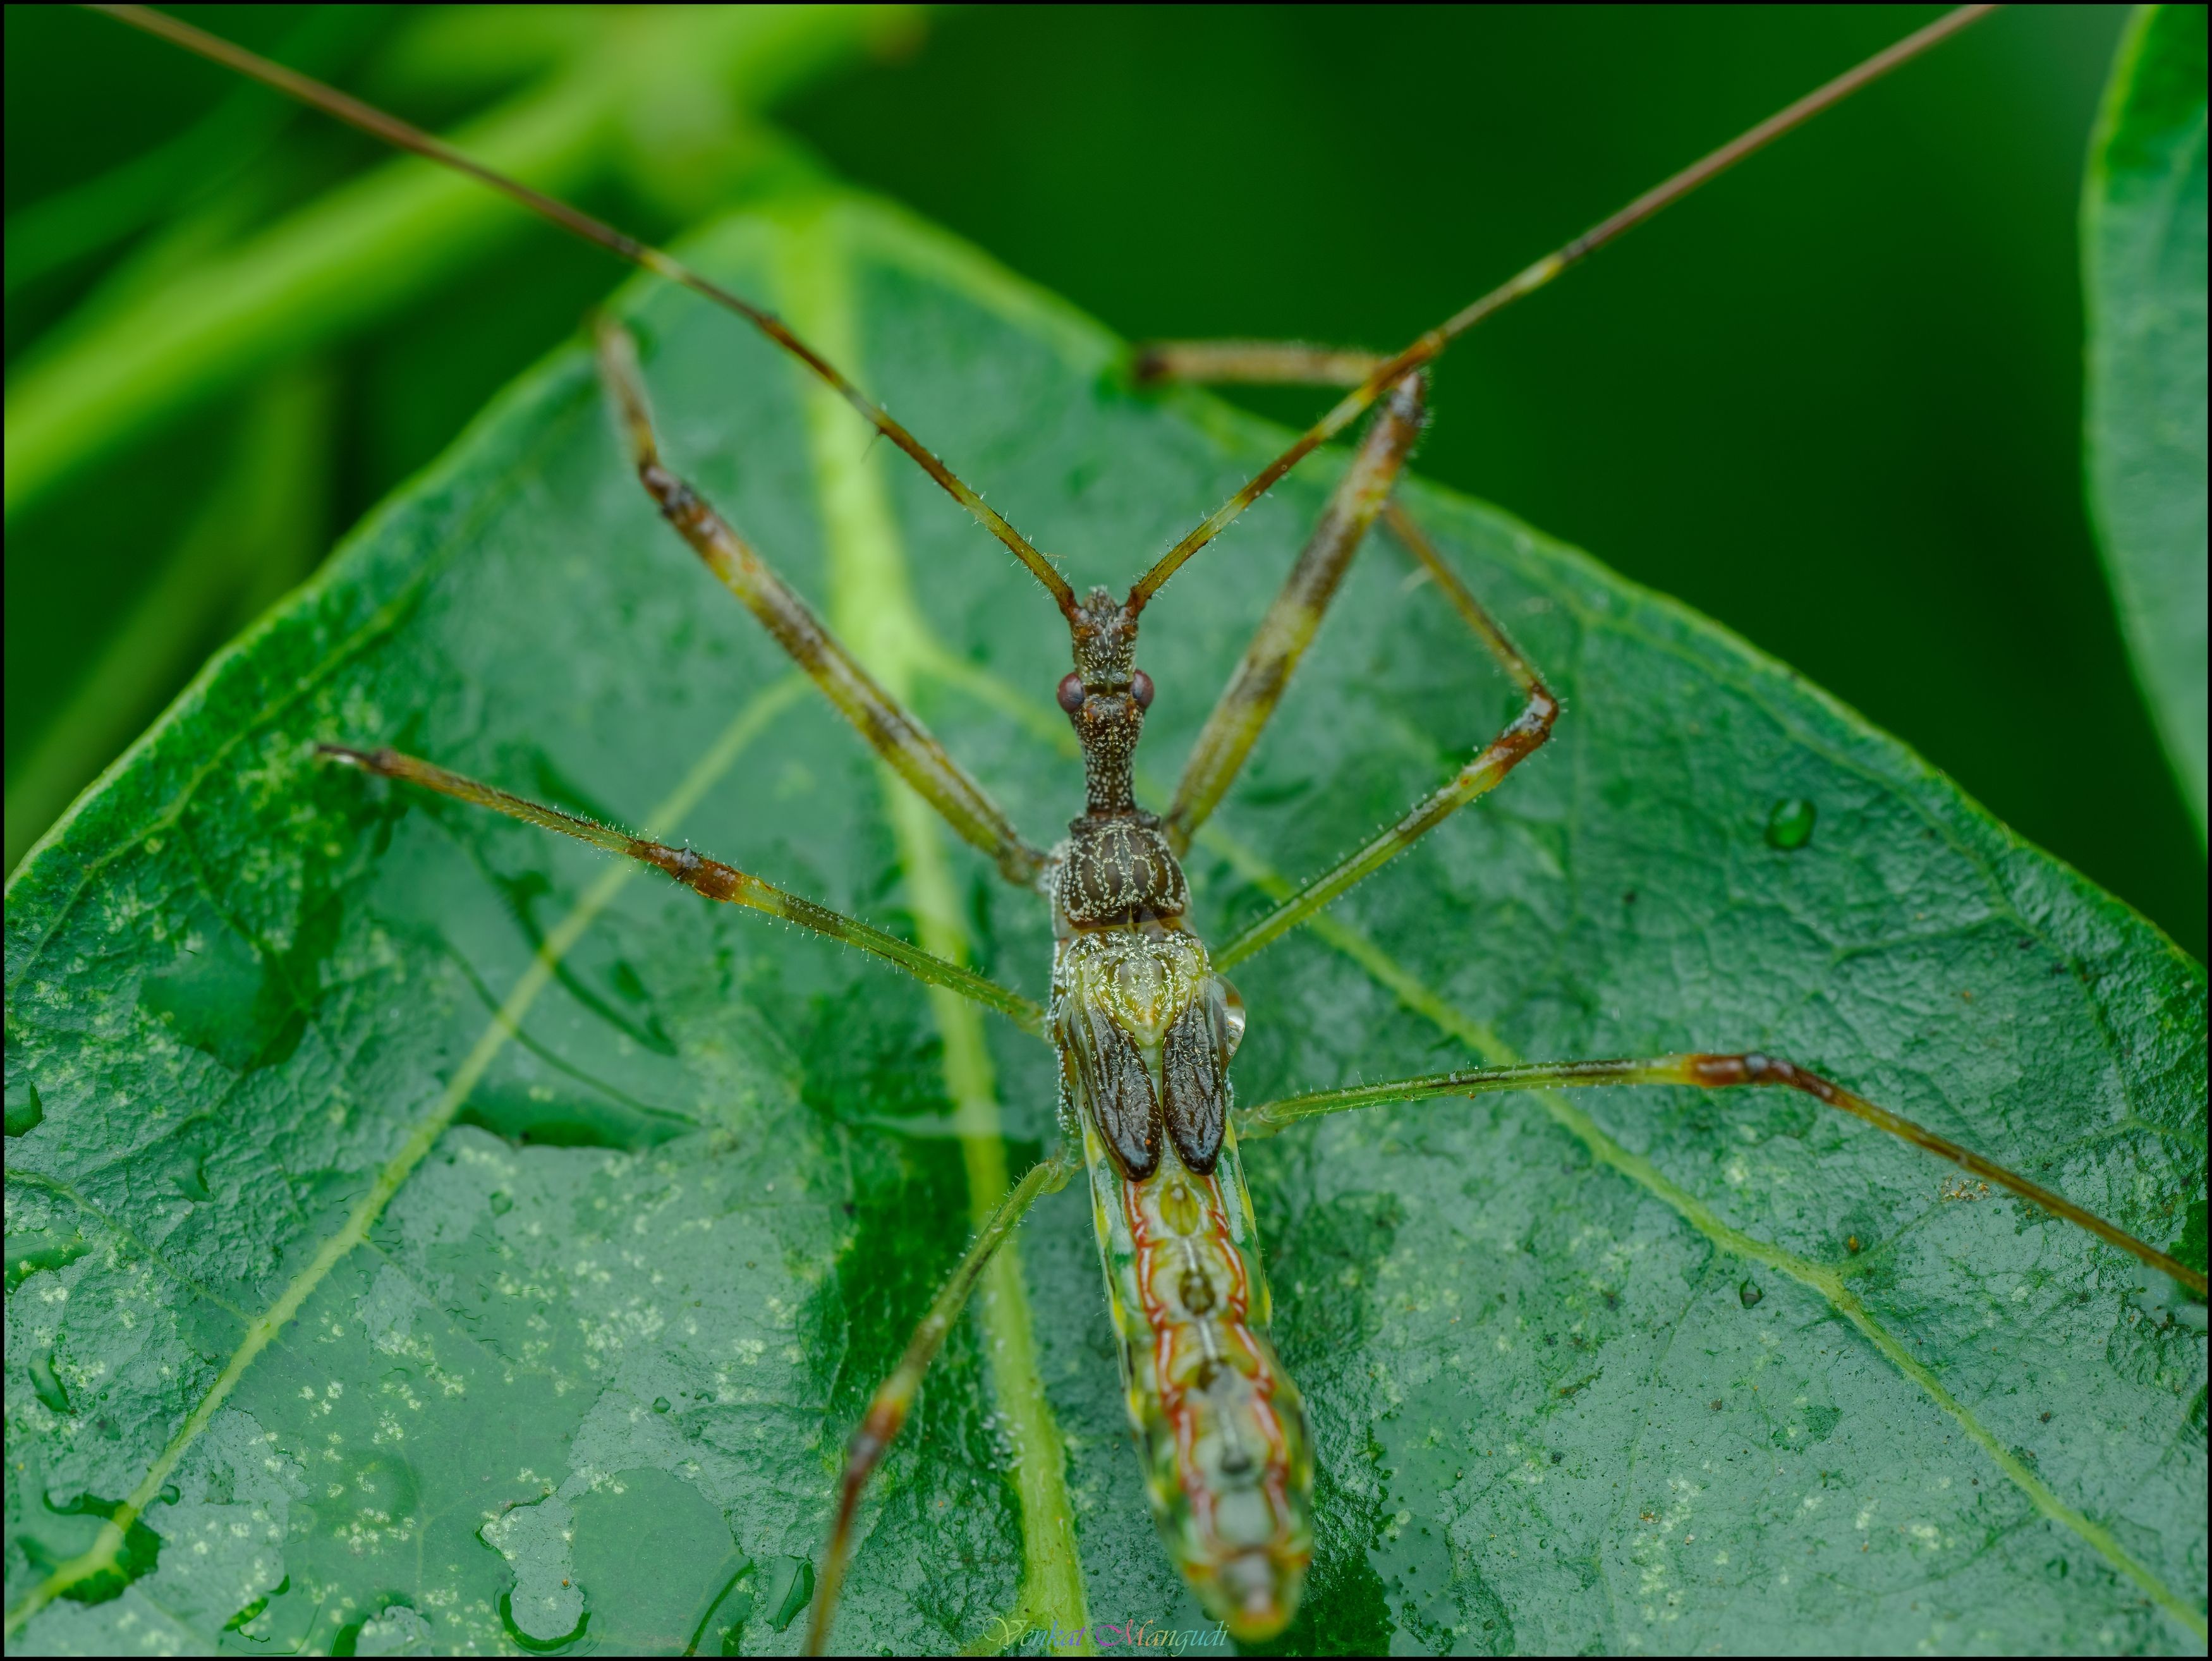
[
  {"left": 928, "top": 651, "right": 2207, "bottom": 1645},
  {"left": 772, "top": 202, "right": 1091, "bottom": 1657},
  {"left": 1, "top": 672, "right": 803, "bottom": 1640}
]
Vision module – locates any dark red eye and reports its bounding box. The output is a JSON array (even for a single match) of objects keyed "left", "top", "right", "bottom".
[
  {"left": 1131, "top": 670, "right": 1155, "bottom": 709},
  {"left": 1057, "top": 672, "right": 1086, "bottom": 714}
]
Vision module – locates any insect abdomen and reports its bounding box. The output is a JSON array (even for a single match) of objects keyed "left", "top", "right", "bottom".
[{"left": 1082, "top": 1116, "right": 1313, "bottom": 1640}]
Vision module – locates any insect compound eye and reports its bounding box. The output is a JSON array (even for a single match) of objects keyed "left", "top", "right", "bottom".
[
  {"left": 1057, "top": 672, "right": 1087, "bottom": 714},
  {"left": 1130, "top": 669, "right": 1155, "bottom": 709}
]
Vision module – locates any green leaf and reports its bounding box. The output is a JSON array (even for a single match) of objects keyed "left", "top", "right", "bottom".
[
  {"left": 6, "top": 197, "right": 2205, "bottom": 1655},
  {"left": 2084, "top": 4, "right": 2209, "bottom": 841}
]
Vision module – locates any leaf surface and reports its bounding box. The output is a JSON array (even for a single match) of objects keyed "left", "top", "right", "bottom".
[
  {"left": 2084, "top": 3, "right": 2209, "bottom": 839},
  {"left": 6, "top": 197, "right": 2206, "bottom": 1655}
]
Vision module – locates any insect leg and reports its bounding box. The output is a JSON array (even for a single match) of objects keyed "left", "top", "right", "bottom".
[
  {"left": 1236, "top": 1054, "right": 2206, "bottom": 1296},
  {"left": 805, "top": 1147, "right": 1077, "bottom": 1656},
  {"left": 1156, "top": 368, "right": 1427, "bottom": 854},
  {"left": 319, "top": 745, "right": 1043, "bottom": 1034},
  {"left": 1125, "top": 6, "right": 1995, "bottom": 608},
  {"left": 596, "top": 319, "right": 1049, "bottom": 888},
  {"left": 1212, "top": 501, "right": 1555, "bottom": 970},
  {"left": 95, "top": 4, "right": 1081, "bottom": 618},
  {"left": 1132, "top": 341, "right": 1384, "bottom": 389}
]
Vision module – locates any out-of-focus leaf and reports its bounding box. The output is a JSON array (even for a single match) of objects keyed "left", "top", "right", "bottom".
[
  {"left": 1, "top": 6, "right": 387, "bottom": 300},
  {"left": 2084, "top": 3, "right": 2209, "bottom": 840},
  {"left": 1, "top": 5, "right": 919, "bottom": 521},
  {"left": 6, "top": 197, "right": 2205, "bottom": 1655},
  {"left": 3, "top": 361, "right": 336, "bottom": 872}
]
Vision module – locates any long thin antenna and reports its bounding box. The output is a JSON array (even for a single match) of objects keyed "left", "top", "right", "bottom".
[
  {"left": 90, "top": 3, "right": 1080, "bottom": 618},
  {"left": 1128, "top": 3, "right": 1999, "bottom": 611}
]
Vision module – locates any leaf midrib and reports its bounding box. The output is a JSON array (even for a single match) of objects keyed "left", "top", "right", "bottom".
[{"left": 770, "top": 200, "right": 1091, "bottom": 1653}]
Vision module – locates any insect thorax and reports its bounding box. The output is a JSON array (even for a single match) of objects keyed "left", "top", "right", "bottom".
[
  {"left": 1048, "top": 813, "right": 1227, "bottom": 1176},
  {"left": 1049, "top": 585, "right": 1236, "bottom": 1168},
  {"left": 1056, "top": 814, "right": 1188, "bottom": 927}
]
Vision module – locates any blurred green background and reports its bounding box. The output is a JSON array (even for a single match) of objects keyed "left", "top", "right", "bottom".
[{"left": 6, "top": 3, "right": 2201, "bottom": 958}]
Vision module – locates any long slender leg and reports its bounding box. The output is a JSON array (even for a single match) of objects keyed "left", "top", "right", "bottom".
[
  {"left": 1162, "top": 370, "right": 1427, "bottom": 854},
  {"left": 111, "top": 3, "right": 1983, "bottom": 629},
  {"left": 1124, "top": 8, "right": 1996, "bottom": 609},
  {"left": 1134, "top": 344, "right": 1552, "bottom": 909},
  {"left": 99, "top": 4, "right": 1080, "bottom": 618},
  {"left": 804, "top": 1147, "right": 1076, "bottom": 1656},
  {"left": 1133, "top": 341, "right": 1382, "bottom": 389},
  {"left": 320, "top": 745, "right": 1044, "bottom": 1035},
  {"left": 1236, "top": 1054, "right": 2206, "bottom": 1296},
  {"left": 595, "top": 320, "right": 1048, "bottom": 887},
  {"left": 1213, "top": 501, "right": 1556, "bottom": 971}
]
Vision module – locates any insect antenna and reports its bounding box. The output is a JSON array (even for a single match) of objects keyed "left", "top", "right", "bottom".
[
  {"left": 1127, "top": 2, "right": 1997, "bottom": 611},
  {"left": 90, "top": 3, "right": 1081, "bottom": 619}
]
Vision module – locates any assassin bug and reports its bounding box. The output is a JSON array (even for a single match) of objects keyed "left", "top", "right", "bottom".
[{"left": 23, "top": 4, "right": 2201, "bottom": 1652}]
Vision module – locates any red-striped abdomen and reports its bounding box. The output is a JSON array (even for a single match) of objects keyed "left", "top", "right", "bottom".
[{"left": 1081, "top": 1114, "right": 1313, "bottom": 1638}]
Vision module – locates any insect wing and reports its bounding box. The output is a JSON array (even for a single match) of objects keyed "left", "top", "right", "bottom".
[
  {"left": 1062, "top": 997, "right": 1162, "bottom": 1179},
  {"left": 1161, "top": 985, "right": 1230, "bottom": 1174}
]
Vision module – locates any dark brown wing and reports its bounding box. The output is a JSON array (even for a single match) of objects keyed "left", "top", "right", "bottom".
[
  {"left": 1065, "top": 1001, "right": 1162, "bottom": 1180},
  {"left": 1162, "top": 989, "right": 1229, "bottom": 1176}
]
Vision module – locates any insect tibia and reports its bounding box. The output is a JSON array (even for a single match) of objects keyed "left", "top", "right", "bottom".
[{"left": 638, "top": 462, "right": 707, "bottom": 532}]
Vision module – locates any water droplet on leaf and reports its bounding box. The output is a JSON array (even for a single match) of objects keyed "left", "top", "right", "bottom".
[
  {"left": 1765, "top": 797, "right": 1816, "bottom": 850},
  {"left": 5, "top": 1076, "right": 43, "bottom": 1136},
  {"left": 32, "top": 1491, "right": 162, "bottom": 1603},
  {"left": 1738, "top": 1279, "right": 1763, "bottom": 1308},
  {"left": 140, "top": 908, "right": 290, "bottom": 1071},
  {"left": 499, "top": 1589, "right": 588, "bottom": 1653},
  {"left": 768, "top": 1557, "right": 815, "bottom": 1633},
  {"left": 715, "top": 1574, "right": 757, "bottom": 1655},
  {"left": 652, "top": 1397, "right": 671, "bottom": 1414},
  {"left": 168, "top": 1153, "right": 212, "bottom": 1203},
  {"left": 30, "top": 1351, "right": 71, "bottom": 1415},
  {"left": 6, "top": 1228, "right": 88, "bottom": 1294}
]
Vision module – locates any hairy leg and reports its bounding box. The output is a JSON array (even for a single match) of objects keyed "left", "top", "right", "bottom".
[
  {"left": 805, "top": 1147, "right": 1076, "bottom": 1655},
  {"left": 1213, "top": 501, "right": 1555, "bottom": 970},
  {"left": 1162, "top": 371, "right": 1426, "bottom": 853},
  {"left": 1134, "top": 342, "right": 1553, "bottom": 947},
  {"left": 1134, "top": 341, "right": 1381, "bottom": 389},
  {"left": 321, "top": 745, "right": 1043, "bottom": 1034},
  {"left": 597, "top": 320, "right": 1049, "bottom": 887},
  {"left": 1236, "top": 1052, "right": 2204, "bottom": 1295}
]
